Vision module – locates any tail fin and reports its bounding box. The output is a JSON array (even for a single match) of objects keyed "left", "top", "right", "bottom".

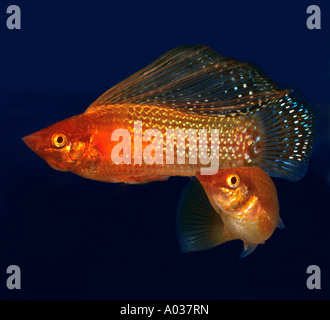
[{"left": 254, "top": 92, "right": 315, "bottom": 181}]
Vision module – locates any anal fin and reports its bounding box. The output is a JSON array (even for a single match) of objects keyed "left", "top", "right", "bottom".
[
  {"left": 240, "top": 243, "right": 258, "bottom": 258},
  {"left": 124, "top": 175, "right": 170, "bottom": 184}
]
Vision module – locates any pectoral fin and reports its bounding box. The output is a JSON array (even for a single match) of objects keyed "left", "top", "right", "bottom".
[
  {"left": 177, "top": 178, "right": 236, "bottom": 253},
  {"left": 260, "top": 197, "right": 284, "bottom": 229}
]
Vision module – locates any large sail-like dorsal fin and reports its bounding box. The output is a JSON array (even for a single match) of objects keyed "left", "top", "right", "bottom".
[{"left": 86, "top": 45, "right": 289, "bottom": 116}]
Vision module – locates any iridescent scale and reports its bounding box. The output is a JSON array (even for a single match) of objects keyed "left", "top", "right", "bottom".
[{"left": 81, "top": 104, "right": 263, "bottom": 183}]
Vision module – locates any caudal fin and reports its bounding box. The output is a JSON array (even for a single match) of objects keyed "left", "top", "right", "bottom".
[{"left": 255, "top": 92, "right": 315, "bottom": 181}]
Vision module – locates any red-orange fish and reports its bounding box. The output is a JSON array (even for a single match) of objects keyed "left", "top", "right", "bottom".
[
  {"left": 177, "top": 167, "right": 283, "bottom": 257},
  {"left": 22, "top": 45, "right": 314, "bottom": 184}
]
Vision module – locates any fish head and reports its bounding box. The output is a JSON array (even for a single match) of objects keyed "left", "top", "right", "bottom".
[
  {"left": 23, "top": 115, "right": 94, "bottom": 172},
  {"left": 197, "top": 167, "right": 281, "bottom": 245},
  {"left": 197, "top": 167, "right": 260, "bottom": 214}
]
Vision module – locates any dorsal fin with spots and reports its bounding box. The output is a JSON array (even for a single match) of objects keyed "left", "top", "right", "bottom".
[{"left": 85, "top": 45, "right": 289, "bottom": 116}]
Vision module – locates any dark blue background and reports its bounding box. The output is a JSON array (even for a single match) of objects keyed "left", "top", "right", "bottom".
[{"left": 0, "top": 0, "right": 329, "bottom": 299}]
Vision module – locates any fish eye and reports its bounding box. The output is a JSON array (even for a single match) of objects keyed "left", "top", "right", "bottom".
[
  {"left": 227, "top": 174, "right": 240, "bottom": 188},
  {"left": 52, "top": 133, "right": 67, "bottom": 148}
]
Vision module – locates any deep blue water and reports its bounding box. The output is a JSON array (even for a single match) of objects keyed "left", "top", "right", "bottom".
[{"left": 0, "top": 0, "right": 330, "bottom": 299}]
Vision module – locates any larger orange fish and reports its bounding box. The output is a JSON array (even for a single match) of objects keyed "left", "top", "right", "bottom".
[
  {"left": 177, "top": 167, "right": 283, "bottom": 257},
  {"left": 23, "top": 45, "right": 314, "bottom": 182}
]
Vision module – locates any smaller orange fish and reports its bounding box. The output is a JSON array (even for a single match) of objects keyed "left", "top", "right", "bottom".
[{"left": 177, "top": 167, "right": 284, "bottom": 257}]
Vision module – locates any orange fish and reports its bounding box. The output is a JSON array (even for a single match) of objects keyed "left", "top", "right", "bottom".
[
  {"left": 177, "top": 167, "right": 283, "bottom": 257},
  {"left": 22, "top": 45, "right": 314, "bottom": 183}
]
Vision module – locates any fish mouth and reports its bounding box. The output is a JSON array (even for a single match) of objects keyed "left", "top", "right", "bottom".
[
  {"left": 23, "top": 133, "right": 69, "bottom": 172},
  {"left": 22, "top": 132, "right": 50, "bottom": 164},
  {"left": 22, "top": 133, "right": 45, "bottom": 155},
  {"left": 22, "top": 134, "right": 36, "bottom": 148}
]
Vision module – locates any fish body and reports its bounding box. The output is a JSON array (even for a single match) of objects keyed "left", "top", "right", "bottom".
[
  {"left": 25, "top": 104, "right": 262, "bottom": 183},
  {"left": 23, "top": 45, "right": 315, "bottom": 183},
  {"left": 177, "top": 167, "right": 283, "bottom": 257}
]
